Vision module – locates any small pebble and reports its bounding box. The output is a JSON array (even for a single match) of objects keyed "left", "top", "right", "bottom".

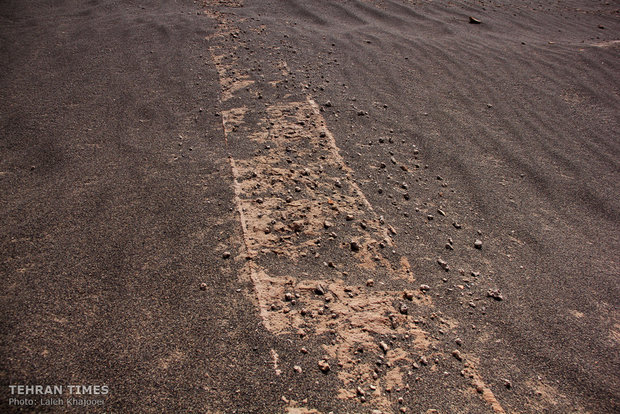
[
  {"left": 487, "top": 288, "right": 503, "bottom": 301},
  {"left": 318, "top": 359, "right": 330, "bottom": 373},
  {"left": 437, "top": 258, "right": 450, "bottom": 271},
  {"left": 399, "top": 303, "right": 409, "bottom": 315},
  {"left": 315, "top": 284, "right": 327, "bottom": 295}
]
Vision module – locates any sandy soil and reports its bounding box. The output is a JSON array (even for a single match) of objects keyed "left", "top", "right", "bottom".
[{"left": 1, "top": 0, "right": 618, "bottom": 413}]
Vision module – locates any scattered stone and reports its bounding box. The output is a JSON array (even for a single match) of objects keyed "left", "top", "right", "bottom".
[
  {"left": 323, "top": 220, "right": 333, "bottom": 229},
  {"left": 284, "top": 292, "right": 294, "bottom": 302},
  {"left": 399, "top": 303, "right": 409, "bottom": 315},
  {"left": 291, "top": 220, "right": 304, "bottom": 232},
  {"left": 315, "top": 284, "right": 327, "bottom": 295},
  {"left": 503, "top": 379, "right": 512, "bottom": 389},
  {"left": 437, "top": 258, "right": 450, "bottom": 271},
  {"left": 469, "top": 16, "right": 481, "bottom": 24},
  {"left": 420, "top": 356, "right": 429, "bottom": 365},
  {"left": 452, "top": 350, "right": 464, "bottom": 361},
  {"left": 366, "top": 279, "right": 375, "bottom": 287},
  {"left": 222, "top": 251, "right": 231, "bottom": 259},
  {"left": 474, "top": 239, "right": 483, "bottom": 249},
  {"left": 455, "top": 338, "right": 463, "bottom": 346},
  {"left": 453, "top": 222, "right": 462, "bottom": 229},
  {"left": 294, "top": 365, "right": 303, "bottom": 374},
  {"left": 356, "top": 386, "right": 365, "bottom": 396},
  {"left": 420, "top": 284, "right": 430, "bottom": 292},
  {"left": 346, "top": 214, "right": 354, "bottom": 221},
  {"left": 445, "top": 243, "right": 454, "bottom": 250},
  {"left": 379, "top": 341, "right": 390, "bottom": 353},
  {"left": 318, "top": 359, "right": 330, "bottom": 373},
  {"left": 427, "top": 214, "right": 434, "bottom": 221},
  {"left": 403, "top": 290, "right": 414, "bottom": 300},
  {"left": 412, "top": 362, "right": 420, "bottom": 370},
  {"left": 300, "top": 347, "right": 308, "bottom": 354},
  {"left": 199, "top": 282, "right": 207, "bottom": 291},
  {"left": 437, "top": 209, "right": 446, "bottom": 216},
  {"left": 350, "top": 241, "right": 361, "bottom": 252},
  {"left": 487, "top": 289, "right": 503, "bottom": 301}
]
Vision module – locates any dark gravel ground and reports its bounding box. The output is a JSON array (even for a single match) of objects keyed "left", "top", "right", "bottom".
[{"left": 1, "top": 0, "right": 619, "bottom": 413}]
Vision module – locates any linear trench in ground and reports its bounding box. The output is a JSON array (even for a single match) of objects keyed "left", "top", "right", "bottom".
[{"left": 206, "top": 5, "right": 505, "bottom": 412}]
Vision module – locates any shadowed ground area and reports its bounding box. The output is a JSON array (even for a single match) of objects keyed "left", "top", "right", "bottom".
[{"left": 1, "top": 0, "right": 618, "bottom": 413}]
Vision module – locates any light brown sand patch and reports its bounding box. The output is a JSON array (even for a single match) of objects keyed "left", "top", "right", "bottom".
[
  {"left": 460, "top": 356, "right": 506, "bottom": 413},
  {"left": 569, "top": 309, "right": 585, "bottom": 319}
]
